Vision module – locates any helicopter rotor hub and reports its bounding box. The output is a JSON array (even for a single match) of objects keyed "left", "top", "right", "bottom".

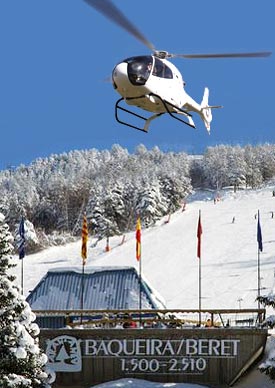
[{"left": 153, "top": 50, "right": 170, "bottom": 59}]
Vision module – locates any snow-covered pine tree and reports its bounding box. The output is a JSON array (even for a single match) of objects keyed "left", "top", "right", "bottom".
[
  {"left": 256, "top": 294, "right": 275, "bottom": 380},
  {"left": 0, "top": 213, "right": 54, "bottom": 388},
  {"left": 136, "top": 180, "right": 165, "bottom": 227}
]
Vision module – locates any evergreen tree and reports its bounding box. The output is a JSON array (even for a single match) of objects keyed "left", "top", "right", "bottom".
[
  {"left": 244, "top": 145, "right": 263, "bottom": 188},
  {"left": 136, "top": 180, "right": 165, "bottom": 227},
  {"left": 1, "top": 144, "right": 275, "bottom": 249},
  {"left": 0, "top": 213, "right": 54, "bottom": 388},
  {"left": 255, "top": 294, "right": 275, "bottom": 380}
]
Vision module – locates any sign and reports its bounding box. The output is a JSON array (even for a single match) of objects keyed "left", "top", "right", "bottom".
[
  {"left": 40, "top": 328, "right": 267, "bottom": 387},
  {"left": 46, "top": 336, "right": 239, "bottom": 374}
]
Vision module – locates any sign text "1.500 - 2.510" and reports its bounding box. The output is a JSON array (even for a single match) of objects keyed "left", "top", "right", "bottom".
[{"left": 120, "top": 357, "right": 207, "bottom": 374}]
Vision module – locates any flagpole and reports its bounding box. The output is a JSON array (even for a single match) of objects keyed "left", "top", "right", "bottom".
[
  {"left": 199, "top": 253, "right": 201, "bottom": 325},
  {"left": 81, "top": 260, "right": 84, "bottom": 324},
  {"left": 136, "top": 216, "right": 142, "bottom": 326},
  {"left": 257, "top": 247, "right": 260, "bottom": 309},
  {"left": 197, "top": 209, "right": 202, "bottom": 326},
  {"left": 81, "top": 214, "right": 88, "bottom": 325},
  {"left": 21, "top": 258, "right": 24, "bottom": 295},
  {"left": 257, "top": 209, "right": 263, "bottom": 310},
  {"left": 18, "top": 217, "right": 26, "bottom": 295},
  {"left": 138, "top": 227, "right": 142, "bottom": 327},
  {"left": 139, "top": 254, "right": 142, "bottom": 317},
  {"left": 257, "top": 209, "right": 261, "bottom": 309}
]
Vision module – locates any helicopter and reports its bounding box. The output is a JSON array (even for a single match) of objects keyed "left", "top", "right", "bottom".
[{"left": 83, "top": 0, "right": 271, "bottom": 134}]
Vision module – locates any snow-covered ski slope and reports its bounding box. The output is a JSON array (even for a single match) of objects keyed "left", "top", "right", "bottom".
[{"left": 12, "top": 185, "right": 275, "bottom": 312}]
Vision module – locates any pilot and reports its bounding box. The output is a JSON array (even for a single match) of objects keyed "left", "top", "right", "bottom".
[
  {"left": 153, "top": 63, "right": 164, "bottom": 77},
  {"left": 146, "top": 62, "right": 152, "bottom": 77}
]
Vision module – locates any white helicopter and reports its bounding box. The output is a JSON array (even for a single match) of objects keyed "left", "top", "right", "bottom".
[{"left": 84, "top": 0, "right": 271, "bottom": 134}]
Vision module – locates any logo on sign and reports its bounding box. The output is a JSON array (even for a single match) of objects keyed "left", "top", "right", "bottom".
[{"left": 46, "top": 335, "right": 82, "bottom": 372}]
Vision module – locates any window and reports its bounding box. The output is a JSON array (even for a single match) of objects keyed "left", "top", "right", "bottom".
[{"left": 153, "top": 58, "right": 173, "bottom": 79}]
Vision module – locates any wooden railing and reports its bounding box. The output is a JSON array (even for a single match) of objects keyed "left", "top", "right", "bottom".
[{"left": 33, "top": 308, "right": 266, "bottom": 328}]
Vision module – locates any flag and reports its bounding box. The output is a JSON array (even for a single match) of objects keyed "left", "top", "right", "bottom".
[
  {"left": 81, "top": 215, "right": 88, "bottom": 264},
  {"left": 257, "top": 210, "right": 263, "bottom": 252},
  {"left": 136, "top": 216, "right": 141, "bottom": 261},
  {"left": 197, "top": 211, "right": 202, "bottom": 259},
  {"left": 18, "top": 217, "right": 25, "bottom": 260}
]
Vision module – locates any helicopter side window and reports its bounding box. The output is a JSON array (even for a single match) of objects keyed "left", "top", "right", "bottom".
[
  {"left": 153, "top": 58, "right": 173, "bottom": 79},
  {"left": 152, "top": 62, "right": 162, "bottom": 77},
  {"left": 164, "top": 65, "right": 173, "bottom": 79}
]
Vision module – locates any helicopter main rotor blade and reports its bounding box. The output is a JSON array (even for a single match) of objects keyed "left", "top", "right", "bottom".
[
  {"left": 83, "top": 0, "right": 155, "bottom": 52},
  {"left": 171, "top": 51, "right": 272, "bottom": 59}
]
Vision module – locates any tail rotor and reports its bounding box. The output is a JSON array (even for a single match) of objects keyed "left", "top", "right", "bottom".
[{"left": 200, "top": 87, "right": 222, "bottom": 134}]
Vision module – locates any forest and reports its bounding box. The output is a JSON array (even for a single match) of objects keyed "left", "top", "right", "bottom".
[{"left": 1, "top": 143, "right": 275, "bottom": 253}]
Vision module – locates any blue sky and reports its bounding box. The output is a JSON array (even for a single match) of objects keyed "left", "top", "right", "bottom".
[{"left": 0, "top": 0, "right": 274, "bottom": 170}]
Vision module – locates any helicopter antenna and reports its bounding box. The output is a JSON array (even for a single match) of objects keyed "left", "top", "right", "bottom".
[{"left": 83, "top": 0, "right": 155, "bottom": 52}]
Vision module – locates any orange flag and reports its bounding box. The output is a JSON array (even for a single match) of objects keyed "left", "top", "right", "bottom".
[
  {"left": 136, "top": 217, "right": 141, "bottom": 261},
  {"left": 81, "top": 215, "right": 88, "bottom": 265},
  {"left": 197, "top": 211, "right": 202, "bottom": 259}
]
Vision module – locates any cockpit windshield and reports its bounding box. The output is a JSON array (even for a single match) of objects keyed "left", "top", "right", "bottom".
[
  {"left": 124, "top": 55, "right": 153, "bottom": 86},
  {"left": 123, "top": 55, "right": 173, "bottom": 86}
]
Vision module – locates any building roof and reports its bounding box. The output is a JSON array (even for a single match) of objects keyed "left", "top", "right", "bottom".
[{"left": 26, "top": 266, "right": 165, "bottom": 310}]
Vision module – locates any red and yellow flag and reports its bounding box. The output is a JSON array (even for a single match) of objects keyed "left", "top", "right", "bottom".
[
  {"left": 136, "top": 216, "right": 141, "bottom": 261},
  {"left": 197, "top": 211, "right": 202, "bottom": 259},
  {"left": 81, "top": 215, "right": 88, "bottom": 265}
]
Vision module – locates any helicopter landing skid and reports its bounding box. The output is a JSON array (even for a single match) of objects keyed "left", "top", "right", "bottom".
[
  {"left": 115, "top": 95, "right": 195, "bottom": 133},
  {"left": 115, "top": 97, "right": 163, "bottom": 132},
  {"left": 148, "top": 93, "right": 196, "bottom": 129}
]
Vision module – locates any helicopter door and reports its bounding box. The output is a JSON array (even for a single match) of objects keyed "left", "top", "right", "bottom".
[
  {"left": 152, "top": 58, "right": 174, "bottom": 103},
  {"left": 152, "top": 58, "right": 173, "bottom": 79}
]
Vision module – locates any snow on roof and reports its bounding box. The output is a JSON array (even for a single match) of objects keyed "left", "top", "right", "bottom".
[
  {"left": 47, "top": 265, "right": 135, "bottom": 274},
  {"left": 26, "top": 266, "right": 166, "bottom": 311}
]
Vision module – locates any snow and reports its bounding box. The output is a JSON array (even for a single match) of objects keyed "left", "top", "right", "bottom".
[
  {"left": 13, "top": 186, "right": 275, "bottom": 311},
  {"left": 92, "top": 379, "right": 204, "bottom": 388},
  {"left": 10, "top": 185, "right": 275, "bottom": 388}
]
